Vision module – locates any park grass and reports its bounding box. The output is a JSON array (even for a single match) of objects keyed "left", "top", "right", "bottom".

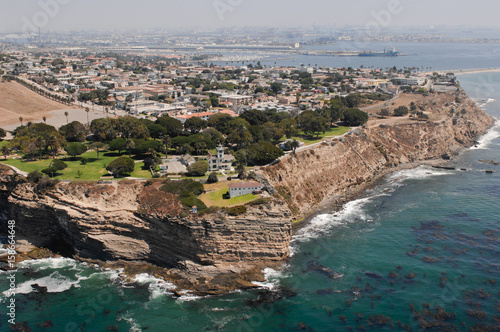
[
  {"left": 1, "top": 150, "right": 153, "bottom": 181},
  {"left": 292, "top": 126, "right": 350, "bottom": 146},
  {"left": 199, "top": 181, "right": 261, "bottom": 208}
]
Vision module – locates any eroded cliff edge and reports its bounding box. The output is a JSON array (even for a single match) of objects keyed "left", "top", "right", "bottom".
[
  {"left": 259, "top": 90, "right": 494, "bottom": 220},
  {"left": 0, "top": 175, "right": 292, "bottom": 294}
]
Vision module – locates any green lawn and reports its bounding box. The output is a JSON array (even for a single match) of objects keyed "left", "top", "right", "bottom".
[
  {"left": 292, "top": 126, "right": 351, "bottom": 145},
  {"left": 199, "top": 181, "right": 261, "bottom": 207},
  {"left": 1, "top": 150, "right": 153, "bottom": 181}
]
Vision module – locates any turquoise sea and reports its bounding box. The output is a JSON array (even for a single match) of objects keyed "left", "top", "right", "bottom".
[{"left": 1, "top": 72, "right": 500, "bottom": 331}]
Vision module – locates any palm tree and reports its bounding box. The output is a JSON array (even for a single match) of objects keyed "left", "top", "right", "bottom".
[
  {"left": 125, "top": 139, "right": 135, "bottom": 158},
  {"left": 85, "top": 107, "right": 90, "bottom": 126},
  {"left": 64, "top": 111, "right": 69, "bottom": 124},
  {"left": 105, "top": 108, "right": 109, "bottom": 118},
  {"left": 42, "top": 116, "right": 47, "bottom": 124},
  {"left": 19, "top": 116, "right": 23, "bottom": 126}
]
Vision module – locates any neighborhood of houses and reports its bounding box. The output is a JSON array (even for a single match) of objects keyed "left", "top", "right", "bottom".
[{"left": 0, "top": 48, "right": 459, "bottom": 203}]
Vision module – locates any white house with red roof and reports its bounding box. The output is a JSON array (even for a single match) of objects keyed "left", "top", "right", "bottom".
[{"left": 228, "top": 182, "right": 264, "bottom": 198}]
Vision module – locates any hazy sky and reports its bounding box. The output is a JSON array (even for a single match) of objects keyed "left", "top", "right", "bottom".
[{"left": 1, "top": 0, "right": 499, "bottom": 33}]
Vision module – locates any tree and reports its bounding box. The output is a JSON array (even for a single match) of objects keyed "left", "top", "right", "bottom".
[
  {"left": 378, "top": 108, "right": 391, "bottom": 117},
  {"left": 207, "top": 171, "right": 219, "bottom": 184},
  {"left": 59, "top": 121, "right": 87, "bottom": 142},
  {"left": 156, "top": 115, "right": 183, "bottom": 137},
  {"left": 270, "top": 82, "right": 283, "bottom": 95},
  {"left": 263, "top": 122, "right": 285, "bottom": 142},
  {"left": 247, "top": 141, "right": 284, "bottom": 166},
  {"left": 194, "top": 141, "right": 207, "bottom": 155},
  {"left": 185, "top": 117, "right": 208, "bottom": 133},
  {"left": 19, "top": 117, "right": 23, "bottom": 126},
  {"left": 108, "top": 138, "right": 127, "bottom": 154},
  {"left": 290, "top": 139, "right": 300, "bottom": 154},
  {"left": 90, "top": 118, "right": 119, "bottom": 141},
  {"left": 297, "top": 111, "right": 329, "bottom": 137},
  {"left": 90, "top": 142, "right": 106, "bottom": 160},
  {"left": 2, "top": 145, "right": 10, "bottom": 159},
  {"left": 106, "top": 156, "right": 135, "bottom": 177},
  {"left": 42, "top": 159, "right": 67, "bottom": 177},
  {"left": 240, "top": 109, "right": 268, "bottom": 126},
  {"left": 0, "top": 128, "right": 6, "bottom": 140},
  {"left": 209, "top": 95, "right": 219, "bottom": 107},
  {"left": 207, "top": 113, "right": 233, "bottom": 134},
  {"left": 125, "top": 139, "right": 135, "bottom": 157},
  {"left": 393, "top": 106, "right": 409, "bottom": 117},
  {"left": 343, "top": 108, "right": 369, "bottom": 126},
  {"left": 186, "top": 160, "right": 208, "bottom": 176},
  {"left": 42, "top": 116, "right": 47, "bottom": 124},
  {"left": 144, "top": 156, "right": 161, "bottom": 170},
  {"left": 202, "top": 128, "right": 225, "bottom": 146},
  {"left": 280, "top": 118, "right": 299, "bottom": 139},
  {"left": 146, "top": 123, "right": 168, "bottom": 139},
  {"left": 118, "top": 116, "right": 149, "bottom": 139},
  {"left": 85, "top": 107, "right": 90, "bottom": 126},
  {"left": 64, "top": 111, "right": 69, "bottom": 124},
  {"left": 64, "top": 142, "right": 87, "bottom": 159},
  {"left": 227, "top": 126, "right": 253, "bottom": 149}
]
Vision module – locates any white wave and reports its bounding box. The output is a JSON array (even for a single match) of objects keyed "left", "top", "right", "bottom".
[
  {"left": 251, "top": 267, "right": 288, "bottom": 290},
  {"left": 290, "top": 165, "right": 453, "bottom": 247},
  {"left": 17, "top": 257, "right": 79, "bottom": 271},
  {"left": 293, "top": 197, "right": 373, "bottom": 244},
  {"left": 472, "top": 119, "right": 500, "bottom": 150},
  {"left": 3, "top": 271, "right": 80, "bottom": 296},
  {"left": 132, "top": 273, "right": 176, "bottom": 300},
  {"left": 117, "top": 314, "right": 142, "bottom": 332},
  {"left": 387, "top": 165, "right": 454, "bottom": 183},
  {"left": 487, "top": 98, "right": 496, "bottom": 104},
  {"left": 176, "top": 292, "right": 205, "bottom": 302}
]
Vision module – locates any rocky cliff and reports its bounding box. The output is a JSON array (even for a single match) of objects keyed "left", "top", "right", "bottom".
[
  {"left": 0, "top": 173, "right": 292, "bottom": 292},
  {"left": 260, "top": 91, "right": 494, "bottom": 219}
]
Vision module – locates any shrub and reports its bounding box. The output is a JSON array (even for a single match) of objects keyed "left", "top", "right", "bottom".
[
  {"left": 207, "top": 172, "right": 219, "bottom": 184},
  {"left": 35, "top": 176, "right": 59, "bottom": 195},
  {"left": 246, "top": 197, "right": 271, "bottom": 206},
  {"left": 393, "top": 106, "right": 409, "bottom": 117},
  {"left": 180, "top": 196, "right": 207, "bottom": 212},
  {"left": 161, "top": 179, "right": 204, "bottom": 197},
  {"left": 27, "top": 169, "right": 43, "bottom": 183},
  {"left": 226, "top": 205, "right": 247, "bottom": 216}
]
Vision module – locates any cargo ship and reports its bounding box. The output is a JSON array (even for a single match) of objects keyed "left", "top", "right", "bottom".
[{"left": 359, "top": 47, "right": 399, "bottom": 57}]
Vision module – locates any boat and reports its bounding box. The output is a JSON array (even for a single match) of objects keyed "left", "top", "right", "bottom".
[{"left": 359, "top": 47, "right": 399, "bottom": 57}]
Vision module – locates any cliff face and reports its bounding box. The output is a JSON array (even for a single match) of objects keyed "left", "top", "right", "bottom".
[
  {"left": 0, "top": 177, "right": 292, "bottom": 269},
  {"left": 261, "top": 93, "right": 494, "bottom": 218}
]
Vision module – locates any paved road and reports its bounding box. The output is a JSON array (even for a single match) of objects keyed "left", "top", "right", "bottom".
[{"left": 0, "top": 163, "right": 28, "bottom": 177}]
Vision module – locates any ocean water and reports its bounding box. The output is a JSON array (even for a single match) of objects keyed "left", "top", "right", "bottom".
[
  {"left": 211, "top": 41, "right": 500, "bottom": 71},
  {"left": 0, "top": 72, "right": 499, "bottom": 331}
]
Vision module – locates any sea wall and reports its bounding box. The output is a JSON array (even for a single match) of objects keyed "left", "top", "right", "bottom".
[{"left": 260, "top": 92, "right": 494, "bottom": 219}]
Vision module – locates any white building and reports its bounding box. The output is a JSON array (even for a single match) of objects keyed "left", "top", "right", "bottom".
[
  {"left": 228, "top": 182, "right": 264, "bottom": 198},
  {"left": 208, "top": 145, "right": 234, "bottom": 172}
]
